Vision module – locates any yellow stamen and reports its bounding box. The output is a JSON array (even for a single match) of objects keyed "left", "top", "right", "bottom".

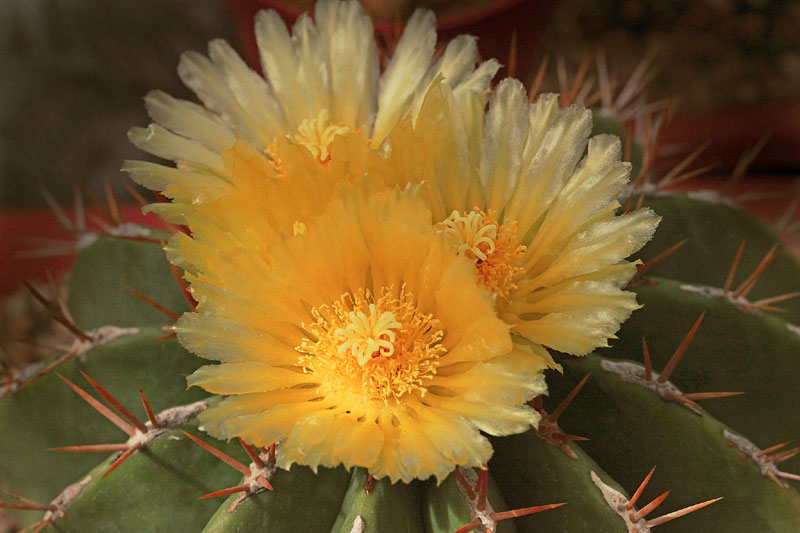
[
  {"left": 292, "top": 109, "right": 351, "bottom": 163},
  {"left": 292, "top": 221, "right": 307, "bottom": 236},
  {"left": 265, "top": 141, "right": 287, "bottom": 178},
  {"left": 440, "top": 209, "right": 525, "bottom": 300},
  {"left": 335, "top": 304, "right": 401, "bottom": 366},
  {"left": 296, "top": 287, "right": 444, "bottom": 406},
  {"left": 440, "top": 210, "right": 497, "bottom": 260}
]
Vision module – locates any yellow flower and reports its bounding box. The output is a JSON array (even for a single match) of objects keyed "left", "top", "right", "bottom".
[
  {"left": 124, "top": 0, "right": 498, "bottom": 219},
  {"left": 332, "top": 80, "right": 661, "bottom": 363},
  {"left": 176, "top": 187, "right": 547, "bottom": 482},
  {"left": 120, "top": 0, "right": 658, "bottom": 485}
]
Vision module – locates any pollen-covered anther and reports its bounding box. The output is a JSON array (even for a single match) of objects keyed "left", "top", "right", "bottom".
[
  {"left": 292, "top": 109, "right": 351, "bottom": 163},
  {"left": 297, "top": 287, "right": 444, "bottom": 406},
  {"left": 265, "top": 142, "right": 288, "bottom": 178},
  {"left": 440, "top": 209, "right": 525, "bottom": 299}
]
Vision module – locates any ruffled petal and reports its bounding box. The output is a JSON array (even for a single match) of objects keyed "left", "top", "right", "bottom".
[
  {"left": 315, "top": 0, "right": 379, "bottom": 128},
  {"left": 373, "top": 9, "right": 436, "bottom": 142},
  {"left": 178, "top": 48, "right": 270, "bottom": 146},
  {"left": 254, "top": 10, "right": 310, "bottom": 128},
  {"left": 511, "top": 280, "right": 643, "bottom": 355},
  {"left": 279, "top": 409, "right": 384, "bottom": 472},
  {"left": 187, "top": 361, "right": 309, "bottom": 394},
  {"left": 122, "top": 160, "right": 230, "bottom": 205},
  {"left": 143, "top": 90, "right": 236, "bottom": 153},
  {"left": 127, "top": 124, "right": 224, "bottom": 174},
  {"left": 480, "top": 78, "right": 530, "bottom": 215},
  {"left": 177, "top": 313, "right": 302, "bottom": 365}
]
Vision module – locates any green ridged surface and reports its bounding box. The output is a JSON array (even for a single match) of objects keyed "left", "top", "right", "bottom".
[
  {"left": 331, "top": 468, "right": 424, "bottom": 532},
  {"left": 424, "top": 469, "right": 515, "bottom": 533},
  {"left": 50, "top": 424, "right": 243, "bottom": 532},
  {"left": 203, "top": 466, "right": 350, "bottom": 533},
  {"left": 547, "top": 353, "right": 800, "bottom": 533},
  {"left": 605, "top": 276, "right": 800, "bottom": 459},
  {"left": 490, "top": 424, "right": 625, "bottom": 532},
  {"left": 4, "top": 171, "right": 800, "bottom": 531},
  {"left": 634, "top": 193, "right": 800, "bottom": 323},
  {"left": 0, "top": 329, "right": 205, "bottom": 526},
  {"left": 67, "top": 236, "right": 189, "bottom": 330}
]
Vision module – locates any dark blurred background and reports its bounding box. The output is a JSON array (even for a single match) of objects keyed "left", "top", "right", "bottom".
[
  {"left": 0, "top": 0, "right": 798, "bottom": 210},
  {"left": 0, "top": 0, "right": 236, "bottom": 209},
  {"left": 545, "top": 0, "right": 800, "bottom": 112}
]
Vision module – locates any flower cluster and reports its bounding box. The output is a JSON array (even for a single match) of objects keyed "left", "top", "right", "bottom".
[{"left": 127, "top": 0, "right": 658, "bottom": 483}]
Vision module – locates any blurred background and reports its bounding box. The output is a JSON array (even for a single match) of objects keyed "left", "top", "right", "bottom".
[
  {"left": 0, "top": 0, "right": 236, "bottom": 209},
  {"left": 0, "top": 0, "right": 798, "bottom": 210}
]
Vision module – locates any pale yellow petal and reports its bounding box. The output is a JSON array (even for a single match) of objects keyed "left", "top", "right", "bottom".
[
  {"left": 515, "top": 312, "right": 619, "bottom": 356},
  {"left": 127, "top": 124, "right": 224, "bottom": 174},
  {"left": 431, "top": 347, "right": 547, "bottom": 406},
  {"left": 504, "top": 98, "right": 592, "bottom": 235},
  {"left": 206, "top": 39, "right": 288, "bottom": 138},
  {"left": 421, "top": 393, "right": 538, "bottom": 436},
  {"left": 279, "top": 409, "right": 384, "bottom": 471},
  {"left": 522, "top": 134, "right": 630, "bottom": 270},
  {"left": 144, "top": 90, "right": 236, "bottom": 153},
  {"left": 526, "top": 208, "right": 659, "bottom": 288},
  {"left": 408, "top": 34, "right": 498, "bottom": 118},
  {"left": 373, "top": 9, "right": 436, "bottom": 142},
  {"left": 480, "top": 78, "right": 530, "bottom": 215},
  {"left": 177, "top": 313, "right": 302, "bottom": 365},
  {"left": 187, "top": 361, "right": 309, "bottom": 394},
  {"left": 254, "top": 9, "right": 307, "bottom": 126},
  {"left": 287, "top": 13, "right": 330, "bottom": 120},
  {"left": 201, "top": 392, "right": 332, "bottom": 444},
  {"left": 122, "top": 160, "right": 230, "bottom": 205},
  {"left": 177, "top": 49, "right": 268, "bottom": 146},
  {"left": 315, "top": 0, "right": 378, "bottom": 128}
]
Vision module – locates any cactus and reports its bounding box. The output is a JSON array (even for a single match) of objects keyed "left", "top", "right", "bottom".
[{"left": 3, "top": 2, "right": 800, "bottom": 532}]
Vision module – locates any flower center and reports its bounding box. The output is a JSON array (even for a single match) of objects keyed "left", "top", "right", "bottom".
[
  {"left": 440, "top": 210, "right": 497, "bottom": 260},
  {"left": 292, "top": 109, "right": 351, "bottom": 163},
  {"left": 296, "top": 287, "right": 444, "bottom": 406},
  {"left": 440, "top": 209, "right": 525, "bottom": 299},
  {"left": 335, "top": 304, "right": 402, "bottom": 366}
]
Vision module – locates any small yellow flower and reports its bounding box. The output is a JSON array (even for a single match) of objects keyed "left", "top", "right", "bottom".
[
  {"left": 124, "top": 0, "right": 499, "bottom": 217},
  {"left": 177, "top": 188, "right": 547, "bottom": 482},
  {"left": 331, "top": 80, "right": 661, "bottom": 363}
]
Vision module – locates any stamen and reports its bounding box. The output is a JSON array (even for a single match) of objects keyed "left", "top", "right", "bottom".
[
  {"left": 297, "top": 287, "right": 444, "bottom": 406},
  {"left": 293, "top": 221, "right": 307, "bottom": 236},
  {"left": 335, "top": 304, "right": 401, "bottom": 366},
  {"left": 441, "top": 210, "right": 497, "bottom": 261},
  {"left": 292, "top": 109, "right": 351, "bottom": 163},
  {"left": 439, "top": 209, "right": 525, "bottom": 299}
]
